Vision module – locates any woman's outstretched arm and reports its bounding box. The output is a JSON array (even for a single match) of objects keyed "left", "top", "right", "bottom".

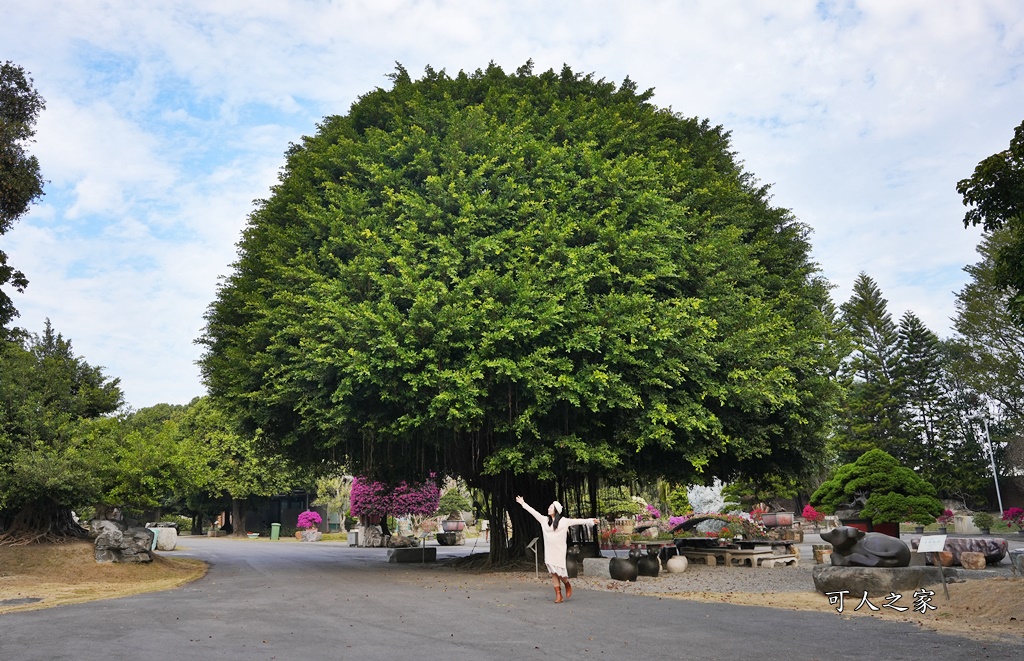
[{"left": 515, "top": 495, "right": 546, "bottom": 524}]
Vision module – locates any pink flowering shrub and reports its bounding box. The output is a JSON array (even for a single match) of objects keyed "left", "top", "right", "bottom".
[
  {"left": 645, "top": 504, "right": 661, "bottom": 519},
  {"left": 349, "top": 476, "right": 440, "bottom": 518},
  {"left": 1002, "top": 507, "right": 1024, "bottom": 531},
  {"left": 802, "top": 504, "right": 825, "bottom": 525},
  {"left": 936, "top": 509, "right": 955, "bottom": 526},
  {"left": 297, "top": 510, "right": 322, "bottom": 529}
]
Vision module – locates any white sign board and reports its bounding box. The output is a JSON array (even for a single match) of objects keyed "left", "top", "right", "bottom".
[{"left": 916, "top": 535, "right": 947, "bottom": 553}]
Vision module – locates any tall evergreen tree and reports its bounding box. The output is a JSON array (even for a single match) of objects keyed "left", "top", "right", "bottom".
[
  {"left": 836, "top": 273, "right": 912, "bottom": 463},
  {"left": 896, "top": 311, "right": 949, "bottom": 475}
]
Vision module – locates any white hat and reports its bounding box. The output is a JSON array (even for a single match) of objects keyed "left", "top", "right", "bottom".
[{"left": 551, "top": 501, "right": 563, "bottom": 514}]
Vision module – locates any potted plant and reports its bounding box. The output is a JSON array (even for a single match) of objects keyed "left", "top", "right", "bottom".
[
  {"left": 972, "top": 511, "right": 995, "bottom": 534},
  {"left": 810, "top": 449, "right": 942, "bottom": 538},
  {"left": 936, "top": 509, "right": 954, "bottom": 534},
  {"left": 297, "top": 510, "right": 323, "bottom": 541},
  {"left": 1001, "top": 507, "right": 1024, "bottom": 535}
]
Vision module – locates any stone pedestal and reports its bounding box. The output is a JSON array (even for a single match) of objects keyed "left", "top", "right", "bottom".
[
  {"left": 583, "top": 557, "right": 612, "bottom": 579},
  {"left": 154, "top": 527, "right": 178, "bottom": 551},
  {"left": 812, "top": 565, "right": 961, "bottom": 597}
]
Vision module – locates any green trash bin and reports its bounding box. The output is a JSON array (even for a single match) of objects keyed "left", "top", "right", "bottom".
[{"left": 270, "top": 523, "right": 281, "bottom": 541}]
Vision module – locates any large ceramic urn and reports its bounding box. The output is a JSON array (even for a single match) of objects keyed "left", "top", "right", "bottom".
[{"left": 637, "top": 548, "right": 660, "bottom": 577}]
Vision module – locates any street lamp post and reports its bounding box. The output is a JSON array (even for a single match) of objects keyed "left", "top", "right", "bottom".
[{"left": 982, "top": 417, "right": 1005, "bottom": 517}]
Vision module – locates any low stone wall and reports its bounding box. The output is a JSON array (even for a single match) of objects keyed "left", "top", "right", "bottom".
[{"left": 387, "top": 547, "right": 436, "bottom": 563}]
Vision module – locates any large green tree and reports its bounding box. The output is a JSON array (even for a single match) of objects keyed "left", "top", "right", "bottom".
[
  {"left": 175, "top": 397, "right": 299, "bottom": 537},
  {"left": 200, "top": 63, "right": 836, "bottom": 561},
  {"left": 0, "top": 62, "right": 45, "bottom": 331},
  {"left": 958, "top": 120, "right": 1024, "bottom": 321},
  {"left": 949, "top": 229, "right": 1024, "bottom": 503},
  {"left": 0, "top": 321, "right": 122, "bottom": 544}
]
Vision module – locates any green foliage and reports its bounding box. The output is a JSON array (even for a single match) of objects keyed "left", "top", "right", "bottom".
[
  {"left": 957, "top": 120, "right": 1024, "bottom": 322},
  {"left": 810, "top": 449, "right": 942, "bottom": 525},
  {"left": 859, "top": 491, "right": 942, "bottom": 525},
  {"left": 0, "top": 321, "right": 123, "bottom": 514},
  {"left": 174, "top": 396, "right": 300, "bottom": 503},
  {"left": 199, "top": 63, "right": 838, "bottom": 558},
  {"left": 665, "top": 485, "right": 692, "bottom": 517},
  {"left": 597, "top": 487, "right": 642, "bottom": 519},
  {"left": 835, "top": 274, "right": 913, "bottom": 464},
  {"left": 721, "top": 474, "right": 799, "bottom": 510},
  {"left": 436, "top": 488, "right": 471, "bottom": 516},
  {"left": 972, "top": 511, "right": 995, "bottom": 529},
  {"left": 0, "top": 61, "right": 46, "bottom": 330}
]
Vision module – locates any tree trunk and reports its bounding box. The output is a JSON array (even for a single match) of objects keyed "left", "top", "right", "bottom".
[
  {"left": 231, "top": 498, "right": 248, "bottom": 537},
  {"left": 0, "top": 502, "right": 89, "bottom": 546},
  {"left": 480, "top": 474, "right": 555, "bottom": 565},
  {"left": 191, "top": 513, "right": 204, "bottom": 536}
]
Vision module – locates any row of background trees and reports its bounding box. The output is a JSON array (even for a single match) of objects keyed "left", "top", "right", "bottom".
[{"left": 2, "top": 61, "right": 1022, "bottom": 553}]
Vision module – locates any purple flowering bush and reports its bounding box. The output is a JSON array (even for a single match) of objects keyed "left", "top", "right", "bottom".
[
  {"left": 349, "top": 476, "right": 440, "bottom": 518},
  {"left": 297, "top": 510, "right": 322, "bottom": 530}
]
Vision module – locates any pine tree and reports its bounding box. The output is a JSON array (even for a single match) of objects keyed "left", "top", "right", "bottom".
[{"left": 836, "top": 273, "right": 912, "bottom": 463}]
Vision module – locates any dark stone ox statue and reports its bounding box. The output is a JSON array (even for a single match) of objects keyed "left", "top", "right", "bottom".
[{"left": 821, "top": 526, "right": 911, "bottom": 568}]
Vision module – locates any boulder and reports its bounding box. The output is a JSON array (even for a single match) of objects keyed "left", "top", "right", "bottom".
[
  {"left": 155, "top": 527, "right": 178, "bottom": 551},
  {"left": 583, "top": 557, "right": 612, "bottom": 579},
  {"left": 959, "top": 551, "right": 987, "bottom": 570},
  {"left": 1010, "top": 549, "right": 1024, "bottom": 576},
  {"left": 95, "top": 526, "right": 154, "bottom": 563},
  {"left": 910, "top": 536, "right": 1008, "bottom": 565},
  {"left": 813, "top": 565, "right": 961, "bottom": 597}
]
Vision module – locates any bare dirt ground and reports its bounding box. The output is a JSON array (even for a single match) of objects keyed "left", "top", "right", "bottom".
[
  {"left": 560, "top": 563, "right": 1024, "bottom": 644},
  {"left": 0, "top": 541, "right": 206, "bottom": 615}
]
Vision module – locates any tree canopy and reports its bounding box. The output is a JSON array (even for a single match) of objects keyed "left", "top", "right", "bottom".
[
  {"left": 810, "top": 448, "right": 942, "bottom": 525},
  {"left": 0, "top": 321, "right": 123, "bottom": 543},
  {"left": 0, "top": 61, "right": 46, "bottom": 331},
  {"left": 957, "top": 119, "right": 1024, "bottom": 321},
  {"left": 200, "top": 63, "right": 837, "bottom": 559}
]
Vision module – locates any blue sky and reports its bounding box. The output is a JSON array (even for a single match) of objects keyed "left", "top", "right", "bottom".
[{"left": 3, "top": 0, "right": 1022, "bottom": 408}]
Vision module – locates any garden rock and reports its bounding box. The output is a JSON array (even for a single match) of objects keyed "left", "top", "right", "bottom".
[
  {"left": 1010, "top": 549, "right": 1024, "bottom": 576},
  {"left": 583, "top": 557, "right": 612, "bottom": 579},
  {"left": 910, "top": 536, "right": 1008, "bottom": 565},
  {"left": 959, "top": 551, "right": 986, "bottom": 570},
  {"left": 95, "top": 526, "right": 154, "bottom": 563},
  {"left": 300, "top": 529, "right": 322, "bottom": 542},
  {"left": 154, "top": 527, "right": 178, "bottom": 551},
  {"left": 812, "top": 565, "right": 961, "bottom": 597}
]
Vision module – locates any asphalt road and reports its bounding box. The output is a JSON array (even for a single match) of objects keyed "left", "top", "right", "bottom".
[{"left": 0, "top": 535, "right": 1021, "bottom": 660}]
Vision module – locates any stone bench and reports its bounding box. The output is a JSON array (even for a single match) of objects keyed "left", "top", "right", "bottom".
[
  {"left": 757, "top": 554, "right": 798, "bottom": 568},
  {"left": 910, "top": 536, "right": 1007, "bottom": 566},
  {"left": 679, "top": 550, "right": 727, "bottom": 566},
  {"left": 726, "top": 550, "right": 778, "bottom": 567},
  {"left": 387, "top": 547, "right": 436, "bottom": 563}
]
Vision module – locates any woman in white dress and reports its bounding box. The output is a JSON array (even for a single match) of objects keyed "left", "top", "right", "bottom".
[{"left": 516, "top": 495, "right": 600, "bottom": 603}]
